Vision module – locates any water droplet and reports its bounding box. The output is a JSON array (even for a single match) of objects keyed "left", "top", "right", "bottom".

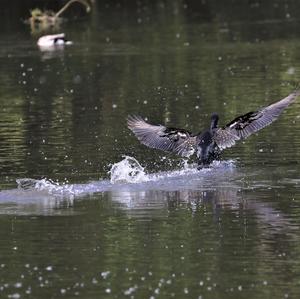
[
  {"left": 8, "top": 293, "right": 20, "bottom": 299},
  {"left": 101, "top": 271, "right": 110, "bottom": 279},
  {"left": 14, "top": 283, "right": 22, "bottom": 288}
]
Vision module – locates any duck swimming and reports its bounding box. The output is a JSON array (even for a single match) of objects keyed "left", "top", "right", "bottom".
[
  {"left": 37, "top": 33, "right": 72, "bottom": 48},
  {"left": 127, "top": 91, "right": 299, "bottom": 169}
]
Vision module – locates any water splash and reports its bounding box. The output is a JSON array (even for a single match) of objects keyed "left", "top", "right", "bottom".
[
  {"left": 10, "top": 157, "right": 236, "bottom": 203},
  {"left": 16, "top": 178, "right": 75, "bottom": 197},
  {"left": 109, "top": 156, "right": 149, "bottom": 183},
  {"left": 109, "top": 156, "right": 236, "bottom": 183}
]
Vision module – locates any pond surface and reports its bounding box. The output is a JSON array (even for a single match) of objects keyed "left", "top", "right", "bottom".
[{"left": 1, "top": 1, "right": 300, "bottom": 298}]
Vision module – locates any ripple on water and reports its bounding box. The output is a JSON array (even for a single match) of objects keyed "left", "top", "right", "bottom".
[
  {"left": 0, "top": 156, "right": 237, "bottom": 215},
  {"left": 13, "top": 156, "right": 236, "bottom": 197}
]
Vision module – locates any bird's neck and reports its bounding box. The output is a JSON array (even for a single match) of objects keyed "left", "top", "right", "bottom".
[{"left": 210, "top": 114, "right": 219, "bottom": 131}]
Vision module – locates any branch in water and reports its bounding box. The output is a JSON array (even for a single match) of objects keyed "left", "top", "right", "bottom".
[{"left": 54, "top": 0, "right": 91, "bottom": 19}]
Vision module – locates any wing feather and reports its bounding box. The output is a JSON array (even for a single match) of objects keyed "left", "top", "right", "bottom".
[
  {"left": 214, "top": 90, "right": 299, "bottom": 150},
  {"left": 127, "top": 115, "right": 197, "bottom": 157}
]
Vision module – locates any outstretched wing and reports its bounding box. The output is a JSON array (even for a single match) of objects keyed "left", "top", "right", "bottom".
[
  {"left": 214, "top": 90, "right": 300, "bottom": 150},
  {"left": 127, "top": 115, "right": 197, "bottom": 157}
]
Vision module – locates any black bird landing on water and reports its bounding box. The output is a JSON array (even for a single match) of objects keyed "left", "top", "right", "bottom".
[{"left": 127, "top": 91, "right": 299, "bottom": 169}]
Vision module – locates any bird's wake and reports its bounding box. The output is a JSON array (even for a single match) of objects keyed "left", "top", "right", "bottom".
[{"left": 0, "top": 156, "right": 236, "bottom": 210}]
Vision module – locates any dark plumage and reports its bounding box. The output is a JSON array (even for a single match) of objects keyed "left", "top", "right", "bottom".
[{"left": 127, "top": 91, "right": 299, "bottom": 168}]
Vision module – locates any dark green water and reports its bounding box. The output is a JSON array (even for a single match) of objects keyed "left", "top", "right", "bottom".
[{"left": 1, "top": 1, "right": 300, "bottom": 298}]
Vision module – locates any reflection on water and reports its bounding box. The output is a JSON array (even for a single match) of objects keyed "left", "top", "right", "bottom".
[
  {"left": 0, "top": 161, "right": 299, "bottom": 298},
  {"left": 1, "top": 1, "right": 300, "bottom": 298},
  {"left": 0, "top": 157, "right": 298, "bottom": 237}
]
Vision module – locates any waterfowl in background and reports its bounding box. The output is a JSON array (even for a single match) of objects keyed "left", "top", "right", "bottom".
[
  {"left": 37, "top": 33, "right": 72, "bottom": 49},
  {"left": 127, "top": 90, "right": 299, "bottom": 169}
]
